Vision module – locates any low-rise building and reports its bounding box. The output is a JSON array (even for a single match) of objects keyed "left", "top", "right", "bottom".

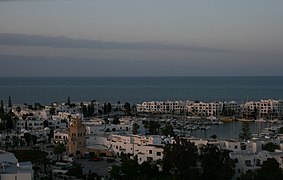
[{"left": 0, "top": 150, "right": 33, "bottom": 180}]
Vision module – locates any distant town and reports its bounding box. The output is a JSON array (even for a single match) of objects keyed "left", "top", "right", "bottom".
[{"left": 1, "top": 97, "right": 283, "bottom": 180}]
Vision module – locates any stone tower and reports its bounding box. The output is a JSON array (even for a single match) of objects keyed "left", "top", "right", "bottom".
[{"left": 68, "top": 117, "right": 86, "bottom": 156}]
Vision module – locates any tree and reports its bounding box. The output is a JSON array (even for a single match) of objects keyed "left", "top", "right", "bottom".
[
  {"left": 3, "top": 112, "right": 14, "bottom": 131},
  {"left": 66, "top": 163, "right": 83, "bottom": 178},
  {"left": 0, "top": 123, "right": 5, "bottom": 132},
  {"left": 210, "top": 134, "right": 218, "bottom": 139},
  {"left": 256, "top": 158, "right": 283, "bottom": 180},
  {"left": 24, "top": 132, "right": 32, "bottom": 146},
  {"left": 12, "top": 136, "right": 20, "bottom": 149},
  {"left": 161, "top": 122, "right": 175, "bottom": 137},
  {"left": 0, "top": 100, "right": 4, "bottom": 118},
  {"left": 144, "top": 121, "right": 160, "bottom": 135},
  {"left": 67, "top": 96, "right": 71, "bottom": 105},
  {"left": 132, "top": 123, "right": 139, "bottom": 135},
  {"left": 109, "top": 155, "right": 162, "bottom": 180},
  {"left": 0, "top": 99, "right": 3, "bottom": 108},
  {"left": 16, "top": 106, "right": 21, "bottom": 114},
  {"left": 87, "top": 102, "right": 95, "bottom": 117},
  {"left": 8, "top": 96, "right": 12, "bottom": 107},
  {"left": 54, "top": 144, "right": 66, "bottom": 161},
  {"left": 200, "top": 145, "right": 235, "bottom": 180},
  {"left": 239, "top": 123, "right": 251, "bottom": 141},
  {"left": 162, "top": 137, "right": 199, "bottom": 179},
  {"left": 238, "top": 158, "right": 283, "bottom": 180},
  {"left": 238, "top": 169, "right": 256, "bottom": 180},
  {"left": 107, "top": 103, "right": 112, "bottom": 113},
  {"left": 277, "top": 127, "right": 283, "bottom": 134},
  {"left": 49, "top": 107, "right": 56, "bottom": 116},
  {"left": 263, "top": 142, "right": 279, "bottom": 152},
  {"left": 124, "top": 102, "right": 131, "bottom": 115},
  {"left": 112, "top": 116, "right": 120, "bottom": 125},
  {"left": 47, "top": 128, "right": 54, "bottom": 143},
  {"left": 31, "top": 135, "right": 38, "bottom": 145},
  {"left": 103, "top": 103, "right": 112, "bottom": 114}
]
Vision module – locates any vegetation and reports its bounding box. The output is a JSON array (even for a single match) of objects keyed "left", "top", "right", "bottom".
[
  {"left": 49, "top": 107, "right": 56, "bottom": 115},
  {"left": 66, "top": 163, "right": 83, "bottom": 178},
  {"left": 144, "top": 120, "right": 160, "bottom": 135},
  {"left": 132, "top": 123, "right": 139, "bottom": 135},
  {"left": 112, "top": 116, "right": 120, "bottom": 125},
  {"left": 8, "top": 95, "right": 12, "bottom": 107},
  {"left": 110, "top": 154, "right": 162, "bottom": 180},
  {"left": 24, "top": 132, "right": 32, "bottom": 146},
  {"left": 262, "top": 142, "right": 280, "bottom": 152},
  {"left": 109, "top": 138, "right": 236, "bottom": 180},
  {"left": 10, "top": 150, "right": 48, "bottom": 163},
  {"left": 277, "top": 127, "right": 283, "bottom": 134},
  {"left": 210, "top": 134, "right": 217, "bottom": 139},
  {"left": 124, "top": 102, "right": 131, "bottom": 115},
  {"left": 161, "top": 122, "right": 175, "bottom": 137},
  {"left": 81, "top": 102, "right": 95, "bottom": 117},
  {"left": 239, "top": 123, "right": 251, "bottom": 141},
  {"left": 238, "top": 158, "right": 283, "bottom": 180},
  {"left": 162, "top": 137, "right": 199, "bottom": 179},
  {"left": 200, "top": 145, "right": 235, "bottom": 180},
  {"left": 53, "top": 144, "right": 66, "bottom": 161},
  {"left": 103, "top": 103, "right": 112, "bottom": 114}
]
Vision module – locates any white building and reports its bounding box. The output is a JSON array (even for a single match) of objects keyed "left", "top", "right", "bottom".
[
  {"left": 51, "top": 129, "right": 69, "bottom": 145},
  {"left": 186, "top": 101, "right": 223, "bottom": 117},
  {"left": 243, "top": 99, "right": 283, "bottom": 119},
  {"left": 219, "top": 139, "right": 264, "bottom": 153},
  {"left": 0, "top": 150, "right": 34, "bottom": 180},
  {"left": 108, "top": 134, "right": 163, "bottom": 164},
  {"left": 230, "top": 150, "right": 283, "bottom": 179},
  {"left": 136, "top": 101, "right": 188, "bottom": 114}
]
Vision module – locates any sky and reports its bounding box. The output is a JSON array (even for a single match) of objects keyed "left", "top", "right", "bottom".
[{"left": 0, "top": 0, "right": 282, "bottom": 77}]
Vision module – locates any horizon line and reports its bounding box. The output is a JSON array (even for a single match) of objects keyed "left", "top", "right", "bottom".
[{"left": 0, "top": 75, "right": 283, "bottom": 78}]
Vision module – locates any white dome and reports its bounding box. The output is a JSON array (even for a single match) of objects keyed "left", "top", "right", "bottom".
[
  {"left": 44, "top": 127, "right": 50, "bottom": 131},
  {"left": 23, "top": 130, "right": 30, "bottom": 134}
]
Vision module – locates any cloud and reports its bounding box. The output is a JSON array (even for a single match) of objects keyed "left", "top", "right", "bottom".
[{"left": 0, "top": 33, "right": 228, "bottom": 53}]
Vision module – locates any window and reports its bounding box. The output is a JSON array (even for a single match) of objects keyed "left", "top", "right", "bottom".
[
  {"left": 147, "top": 157, "right": 153, "bottom": 162},
  {"left": 149, "top": 150, "right": 152, "bottom": 154},
  {"left": 245, "top": 160, "right": 251, "bottom": 166},
  {"left": 156, "top": 152, "right": 161, "bottom": 156},
  {"left": 256, "top": 159, "right": 261, "bottom": 166},
  {"left": 240, "top": 143, "right": 246, "bottom": 150},
  {"left": 235, "top": 145, "right": 238, "bottom": 149}
]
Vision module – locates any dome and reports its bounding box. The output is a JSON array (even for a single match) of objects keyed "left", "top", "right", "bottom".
[
  {"left": 44, "top": 127, "right": 50, "bottom": 131},
  {"left": 23, "top": 130, "right": 30, "bottom": 134}
]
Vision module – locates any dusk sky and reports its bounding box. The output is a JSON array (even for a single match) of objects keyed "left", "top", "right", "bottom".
[{"left": 0, "top": 0, "right": 282, "bottom": 76}]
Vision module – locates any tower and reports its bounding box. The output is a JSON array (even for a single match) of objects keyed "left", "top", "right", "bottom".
[{"left": 68, "top": 117, "right": 86, "bottom": 156}]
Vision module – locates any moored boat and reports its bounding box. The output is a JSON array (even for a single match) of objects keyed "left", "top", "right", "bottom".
[{"left": 236, "top": 118, "right": 255, "bottom": 122}]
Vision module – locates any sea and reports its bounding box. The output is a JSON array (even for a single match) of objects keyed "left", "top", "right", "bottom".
[{"left": 0, "top": 76, "right": 282, "bottom": 139}]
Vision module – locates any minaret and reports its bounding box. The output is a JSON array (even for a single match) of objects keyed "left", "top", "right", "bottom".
[{"left": 68, "top": 116, "right": 86, "bottom": 156}]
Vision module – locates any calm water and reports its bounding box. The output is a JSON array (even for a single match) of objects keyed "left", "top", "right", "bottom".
[
  {"left": 0, "top": 76, "right": 282, "bottom": 138},
  {"left": 191, "top": 121, "right": 270, "bottom": 140},
  {"left": 0, "top": 77, "right": 282, "bottom": 105}
]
